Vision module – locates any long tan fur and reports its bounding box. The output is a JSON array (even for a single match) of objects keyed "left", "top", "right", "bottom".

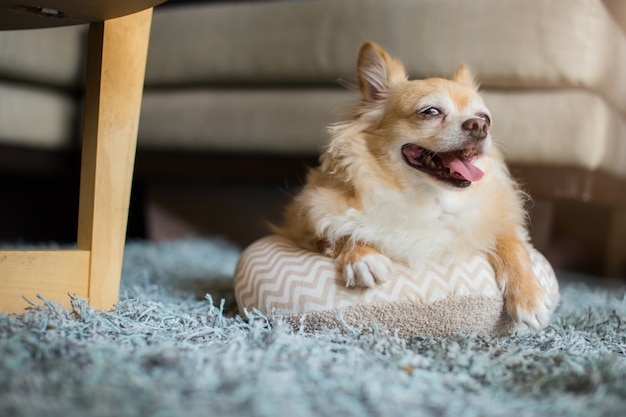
[{"left": 277, "top": 42, "right": 551, "bottom": 331}]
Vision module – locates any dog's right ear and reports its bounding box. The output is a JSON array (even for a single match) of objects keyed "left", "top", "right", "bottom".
[
  {"left": 357, "top": 42, "right": 407, "bottom": 102},
  {"left": 452, "top": 64, "right": 480, "bottom": 90}
]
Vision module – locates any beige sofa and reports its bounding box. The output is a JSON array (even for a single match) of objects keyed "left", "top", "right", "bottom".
[{"left": 1, "top": 0, "right": 625, "bottom": 277}]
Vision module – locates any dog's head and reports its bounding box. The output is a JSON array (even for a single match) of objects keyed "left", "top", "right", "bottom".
[{"left": 356, "top": 42, "right": 493, "bottom": 190}]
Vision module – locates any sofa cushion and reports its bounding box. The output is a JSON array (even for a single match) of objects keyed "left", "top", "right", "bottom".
[
  {"left": 146, "top": 0, "right": 626, "bottom": 116},
  {"left": 138, "top": 88, "right": 354, "bottom": 155},
  {"left": 0, "top": 82, "right": 77, "bottom": 149},
  {"left": 138, "top": 88, "right": 626, "bottom": 180},
  {"left": 485, "top": 90, "right": 626, "bottom": 179},
  {"left": 603, "top": 0, "right": 626, "bottom": 34},
  {"left": 0, "top": 25, "right": 86, "bottom": 89}
]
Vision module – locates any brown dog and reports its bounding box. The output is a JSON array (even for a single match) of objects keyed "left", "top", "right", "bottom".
[{"left": 277, "top": 42, "right": 551, "bottom": 331}]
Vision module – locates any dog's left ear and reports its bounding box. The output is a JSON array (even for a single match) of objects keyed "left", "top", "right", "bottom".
[
  {"left": 452, "top": 64, "right": 480, "bottom": 90},
  {"left": 357, "top": 42, "right": 408, "bottom": 102}
]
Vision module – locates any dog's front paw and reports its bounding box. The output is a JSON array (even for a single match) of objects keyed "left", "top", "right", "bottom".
[
  {"left": 502, "top": 278, "right": 552, "bottom": 332},
  {"left": 343, "top": 253, "right": 393, "bottom": 288},
  {"left": 335, "top": 243, "right": 393, "bottom": 288},
  {"left": 490, "top": 235, "right": 555, "bottom": 333}
]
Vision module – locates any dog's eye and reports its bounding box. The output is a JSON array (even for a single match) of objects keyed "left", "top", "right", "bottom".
[
  {"left": 418, "top": 107, "right": 442, "bottom": 118},
  {"left": 478, "top": 113, "right": 491, "bottom": 125}
]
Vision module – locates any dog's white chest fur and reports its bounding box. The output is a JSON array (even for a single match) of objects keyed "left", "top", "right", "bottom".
[{"left": 332, "top": 187, "right": 485, "bottom": 267}]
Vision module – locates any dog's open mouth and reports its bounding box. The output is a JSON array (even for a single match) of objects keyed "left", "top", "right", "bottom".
[{"left": 401, "top": 144, "right": 484, "bottom": 188}]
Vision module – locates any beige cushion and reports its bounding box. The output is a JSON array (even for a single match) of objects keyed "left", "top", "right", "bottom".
[
  {"left": 486, "top": 90, "right": 626, "bottom": 179},
  {"left": 0, "top": 25, "right": 86, "bottom": 88},
  {"left": 603, "top": 0, "right": 626, "bottom": 35},
  {"left": 234, "top": 235, "right": 560, "bottom": 337},
  {"left": 2, "top": 0, "right": 624, "bottom": 178},
  {"left": 146, "top": 0, "right": 626, "bottom": 115},
  {"left": 0, "top": 25, "right": 84, "bottom": 148},
  {"left": 138, "top": 88, "right": 355, "bottom": 155},
  {"left": 138, "top": 88, "right": 626, "bottom": 179},
  {"left": 0, "top": 83, "right": 77, "bottom": 149}
]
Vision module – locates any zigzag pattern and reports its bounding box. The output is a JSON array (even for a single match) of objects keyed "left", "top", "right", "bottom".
[
  {"left": 234, "top": 235, "right": 553, "bottom": 315},
  {"left": 530, "top": 247, "right": 560, "bottom": 295}
]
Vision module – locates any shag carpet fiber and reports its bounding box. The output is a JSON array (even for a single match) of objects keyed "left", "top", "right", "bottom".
[{"left": 1, "top": 238, "right": 625, "bottom": 417}]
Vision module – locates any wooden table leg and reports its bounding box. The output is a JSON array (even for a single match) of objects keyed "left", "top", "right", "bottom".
[
  {"left": 0, "top": 9, "right": 153, "bottom": 313},
  {"left": 77, "top": 8, "right": 153, "bottom": 310}
]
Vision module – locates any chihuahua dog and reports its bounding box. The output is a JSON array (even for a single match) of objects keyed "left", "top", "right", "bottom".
[{"left": 277, "top": 42, "right": 551, "bottom": 331}]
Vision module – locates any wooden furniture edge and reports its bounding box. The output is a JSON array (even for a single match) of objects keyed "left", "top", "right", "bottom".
[
  {"left": 0, "top": 8, "right": 153, "bottom": 313},
  {"left": 0, "top": 250, "right": 90, "bottom": 312},
  {"left": 76, "top": 9, "right": 153, "bottom": 310}
]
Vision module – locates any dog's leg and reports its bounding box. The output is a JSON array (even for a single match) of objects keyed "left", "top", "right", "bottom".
[
  {"left": 329, "top": 239, "right": 393, "bottom": 288},
  {"left": 489, "top": 235, "right": 551, "bottom": 331}
]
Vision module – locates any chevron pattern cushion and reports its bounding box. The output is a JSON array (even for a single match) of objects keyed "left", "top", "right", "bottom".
[{"left": 234, "top": 235, "right": 560, "bottom": 337}]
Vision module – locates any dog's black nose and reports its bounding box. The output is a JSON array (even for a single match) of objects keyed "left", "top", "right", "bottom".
[{"left": 462, "top": 118, "right": 488, "bottom": 140}]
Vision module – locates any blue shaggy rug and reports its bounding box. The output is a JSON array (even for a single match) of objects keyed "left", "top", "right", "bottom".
[{"left": 1, "top": 238, "right": 625, "bottom": 417}]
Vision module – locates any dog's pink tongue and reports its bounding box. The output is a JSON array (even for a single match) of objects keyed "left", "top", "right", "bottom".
[{"left": 441, "top": 155, "right": 484, "bottom": 182}]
